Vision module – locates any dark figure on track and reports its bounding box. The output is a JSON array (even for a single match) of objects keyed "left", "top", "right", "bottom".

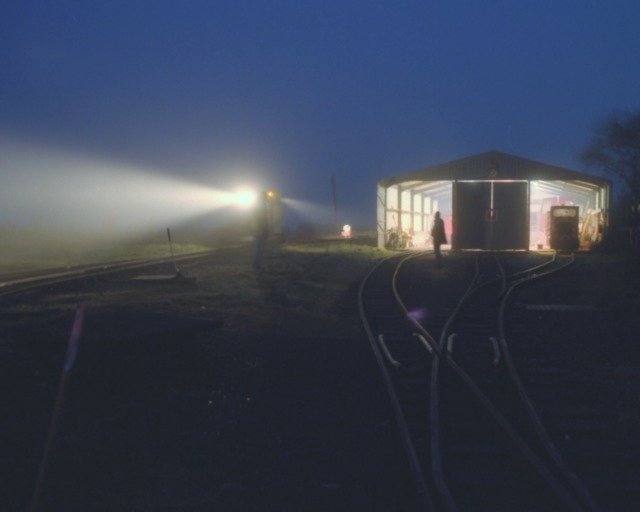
[{"left": 431, "top": 211, "right": 447, "bottom": 268}]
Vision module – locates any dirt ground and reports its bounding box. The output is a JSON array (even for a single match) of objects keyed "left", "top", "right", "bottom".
[
  {"left": 2, "top": 244, "right": 639, "bottom": 511},
  {"left": 1, "top": 242, "right": 417, "bottom": 512}
]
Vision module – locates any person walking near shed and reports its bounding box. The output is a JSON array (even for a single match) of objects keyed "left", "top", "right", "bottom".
[{"left": 431, "top": 211, "right": 447, "bottom": 268}]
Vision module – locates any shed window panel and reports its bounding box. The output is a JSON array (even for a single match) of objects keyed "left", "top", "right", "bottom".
[
  {"left": 386, "top": 186, "right": 398, "bottom": 209},
  {"left": 401, "top": 213, "right": 411, "bottom": 231},
  {"left": 386, "top": 211, "right": 399, "bottom": 230},
  {"left": 413, "top": 213, "right": 422, "bottom": 232},
  {"left": 401, "top": 190, "right": 412, "bottom": 211},
  {"left": 413, "top": 193, "right": 422, "bottom": 212}
]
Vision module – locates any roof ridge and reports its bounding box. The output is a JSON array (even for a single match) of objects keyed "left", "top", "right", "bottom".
[{"left": 378, "top": 151, "right": 611, "bottom": 188}]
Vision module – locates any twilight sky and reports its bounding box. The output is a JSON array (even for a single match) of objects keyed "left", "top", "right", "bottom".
[{"left": 1, "top": 0, "right": 639, "bottom": 227}]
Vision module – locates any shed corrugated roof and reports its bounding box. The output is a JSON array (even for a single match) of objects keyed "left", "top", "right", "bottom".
[{"left": 378, "top": 150, "right": 611, "bottom": 188}]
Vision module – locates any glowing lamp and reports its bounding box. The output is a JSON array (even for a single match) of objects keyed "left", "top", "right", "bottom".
[
  {"left": 233, "top": 189, "right": 258, "bottom": 209},
  {"left": 341, "top": 224, "right": 352, "bottom": 238}
]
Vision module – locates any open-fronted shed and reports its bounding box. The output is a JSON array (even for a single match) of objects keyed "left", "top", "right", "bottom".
[{"left": 377, "top": 151, "right": 611, "bottom": 250}]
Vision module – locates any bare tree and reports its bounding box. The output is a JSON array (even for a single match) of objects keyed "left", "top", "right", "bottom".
[{"left": 582, "top": 111, "right": 640, "bottom": 248}]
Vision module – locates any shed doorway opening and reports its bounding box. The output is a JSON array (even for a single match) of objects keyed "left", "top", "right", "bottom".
[
  {"left": 529, "top": 180, "right": 606, "bottom": 250},
  {"left": 377, "top": 181, "right": 452, "bottom": 249}
]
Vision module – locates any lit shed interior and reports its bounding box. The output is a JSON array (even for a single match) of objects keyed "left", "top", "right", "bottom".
[{"left": 377, "top": 151, "right": 610, "bottom": 251}]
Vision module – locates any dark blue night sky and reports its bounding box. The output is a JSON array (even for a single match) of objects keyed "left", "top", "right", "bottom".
[{"left": 2, "top": 1, "right": 639, "bottom": 225}]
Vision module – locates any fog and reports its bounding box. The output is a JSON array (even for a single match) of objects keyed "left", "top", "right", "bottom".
[
  {"left": 0, "top": 140, "right": 359, "bottom": 272},
  {"left": 0, "top": 140, "right": 269, "bottom": 271},
  {"left": 2, "top": 141, "right": 254, "bottom": 227}
]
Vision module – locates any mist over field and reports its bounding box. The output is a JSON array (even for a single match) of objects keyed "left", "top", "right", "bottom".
[
  {"left": 0, "top": 141, "right": 257, "bottom": 271},
  {"left": 0, "top": 140, "right": 362, "bottom": 273}
]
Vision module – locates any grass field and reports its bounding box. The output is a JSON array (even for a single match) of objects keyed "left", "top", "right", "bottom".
[
  {"left": 0, "top": 233, "right": 212, "bottom": 275},
  {"left": 0, "top": 237, "right": 410, "bottom": 511},
  {"left": 73, "top": 238, "right": 392, "bottom": 339}
]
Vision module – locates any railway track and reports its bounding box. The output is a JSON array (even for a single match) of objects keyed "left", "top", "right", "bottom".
[
  {"left": 2, "top": 248, "right": 230, "bottom": 511},
  {"left": 0, "top": 250, "right": 215, "bottom": 298},
  {"left": 358, "top": 250, "right": 601, "bottom": 511}
]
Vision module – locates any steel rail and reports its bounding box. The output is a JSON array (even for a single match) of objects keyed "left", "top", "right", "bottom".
[
  {"left": 425, "top": 253, "right": 482, "bottom": 512},
  {"left": 357, "top": 253, "right": 436, "bottom": 512},
  {"left": 0, "top": 250, "right": 214, "bottom": 298},
  {"left": 392, "top": 252, "right": 585, "bottom": 512},
  {"left": 392, "top": 251, "right": 478, "bottom": 511},
  {"left": 507, "top": 251, "right": 558, "bottom": 280},
  {"left": 0, "top": 258, "right": 144, "bottom": 283},
  {"left": 496, "top": 254, "right": 600, "bottom": 511}
]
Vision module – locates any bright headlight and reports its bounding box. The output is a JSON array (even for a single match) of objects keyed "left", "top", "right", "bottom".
[{"left": 233, "top": 189, "right": 258, "bottom": 209}]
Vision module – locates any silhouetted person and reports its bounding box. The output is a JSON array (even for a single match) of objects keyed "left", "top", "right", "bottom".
[{"left": 431, "top": 211, "right": 447, "bottom": 268}]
